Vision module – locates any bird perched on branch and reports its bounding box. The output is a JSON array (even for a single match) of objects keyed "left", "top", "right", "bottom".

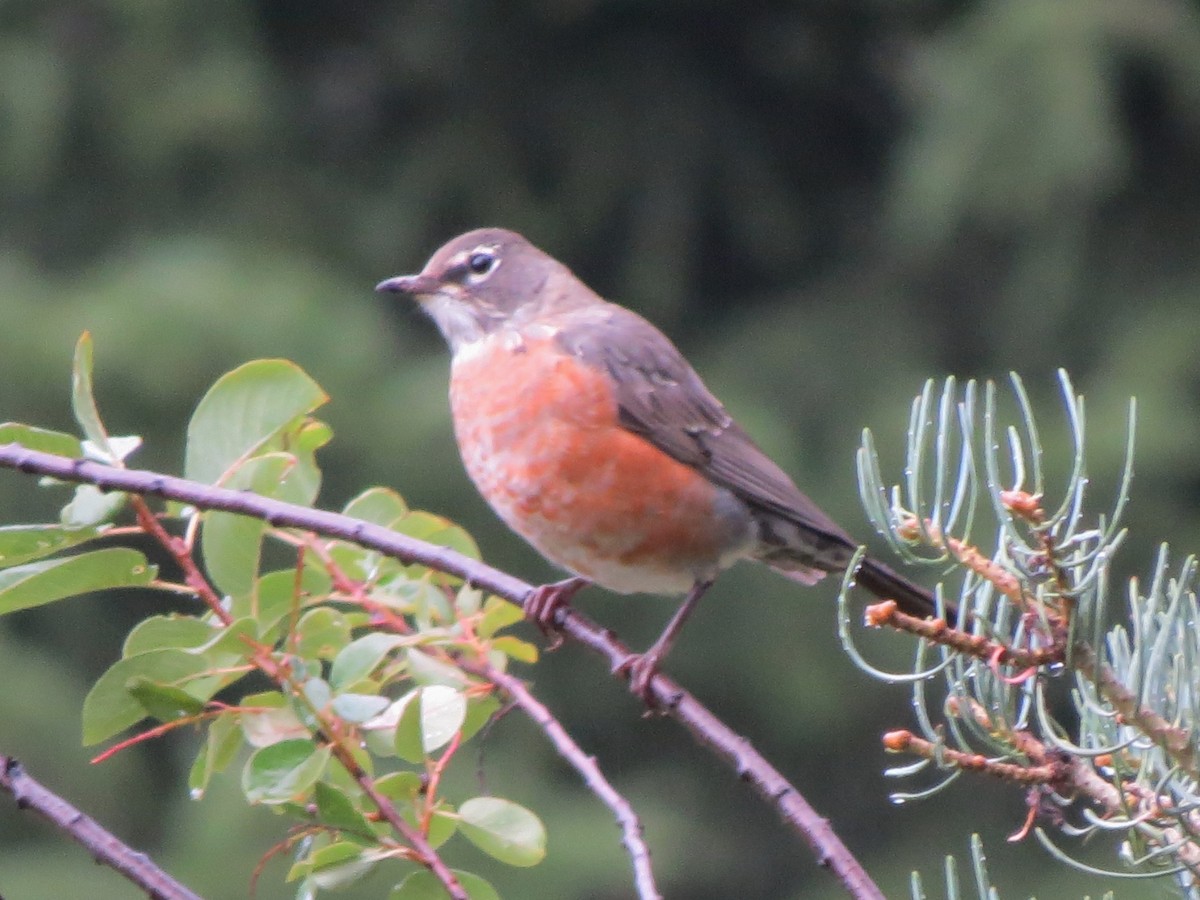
[{"left": 377, "top": 228, "right": 942, "bottom": 698}]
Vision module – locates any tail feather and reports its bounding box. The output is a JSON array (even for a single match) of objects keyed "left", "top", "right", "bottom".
[
  {"left": 752, "top": 513, "right": 952, "bottom": 623},
  {"left": 771, "top": 562, "right": 826, "bottom": 587},
  {"left": 854, "top": 557, "right": 954, "bottom": 625}
]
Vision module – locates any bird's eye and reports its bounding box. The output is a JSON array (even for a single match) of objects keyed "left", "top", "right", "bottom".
[{"left": 467, "top": 252, "right": 496, "bottom": 276}]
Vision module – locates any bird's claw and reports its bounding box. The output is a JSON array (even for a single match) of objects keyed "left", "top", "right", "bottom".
[
  {"left": 524, "top": 576, "right": 590, "bottom": 649},
  {"left": 614, "top": 652, "right": 669, "bottom": 709}
]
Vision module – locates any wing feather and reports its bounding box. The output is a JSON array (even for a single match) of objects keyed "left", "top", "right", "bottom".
[{"left": 555, "top": 306, "right": 853, "bottom": 548}]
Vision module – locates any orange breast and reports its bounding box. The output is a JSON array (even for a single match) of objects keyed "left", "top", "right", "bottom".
[{"left": 448, "top": 332, "right": 753, "bottom": 594}]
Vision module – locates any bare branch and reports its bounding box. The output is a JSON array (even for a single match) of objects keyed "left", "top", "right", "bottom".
[{"left": 0, "top": 755, "right": 202, "bottom": 900}]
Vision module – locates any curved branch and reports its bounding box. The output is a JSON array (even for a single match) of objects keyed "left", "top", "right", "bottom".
[{"left": 0, "top": 444, "right": 885, "bottom": 900}]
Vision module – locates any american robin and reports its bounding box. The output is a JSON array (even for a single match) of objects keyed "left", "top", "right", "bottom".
[{"left": 376, "top": 228, "right": 944, "bottom": 697}]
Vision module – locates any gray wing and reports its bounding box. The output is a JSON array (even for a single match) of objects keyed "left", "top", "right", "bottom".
[
  {"left": 555, "top": 305, "right": 855, "bottom": 551},
  {"left": 555, "top": 305, "right": 943, "bottom": 619}
]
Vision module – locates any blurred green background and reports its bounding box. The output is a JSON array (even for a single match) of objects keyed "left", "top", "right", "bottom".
[{"left": 3, "top": 1, "right": 1200, "bottom": 897}]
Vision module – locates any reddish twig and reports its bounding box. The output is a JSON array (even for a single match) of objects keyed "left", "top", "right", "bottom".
[
  {"left": 883, "top": 728, "right": 1182, "bottom": 846},
  {"left": 251, "top": 829, "right": 316, "bottom": 898},
  {"left": 422, "top": 731, "right": 462, "bottom": 835},
  {"left": 91, "top": 707, "right": 227, "bottom": 764},
  {"left": 900, "top": 517, "right": 1025, "bottom": 606},
  {"left": 882, "top": 730, "right": 1059, "bottom": 786},
  {"left": 131, "top": 496, "right": 232, "bottom": 625},
  {"left": 0, "top": 755, "right": 203, "bottom": 900},
  {"left": 226, "top": 624, "right": 469, "bottom": 899},
  {"left": 125, "top": 477, "right": 467, "bottom": 900},
  {"left": 0, "top": 444, "right": 885, "bottom": 900},
  {"left": 865, "top": 601, "right": 1065, "bottom": 670}
]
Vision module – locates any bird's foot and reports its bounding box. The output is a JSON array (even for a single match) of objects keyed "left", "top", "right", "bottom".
[
  {"left": 524, "top": 576, "right": 590, "bottom": 649},
  {"left": 613, "top": 651, "right": 675, "bottom": 711},
  {"left": 615, "top": 652, "right": 656, "bottom": 703}
]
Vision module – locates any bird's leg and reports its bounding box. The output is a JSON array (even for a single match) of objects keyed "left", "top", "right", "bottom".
[
  {"left": 618, "top": 578, "right": 714, "bottom": 704},
  {"left": 524, "top": 576, "right": 591, "bottom": 648}
]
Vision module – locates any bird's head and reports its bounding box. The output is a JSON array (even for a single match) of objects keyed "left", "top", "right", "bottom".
[{"left": 376, "top": 228, "right": 588, "bottom": 352}]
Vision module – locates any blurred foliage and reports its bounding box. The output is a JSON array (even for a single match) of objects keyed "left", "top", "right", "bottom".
[{"left": 2, "top": 0, "right": 1200, "bottom": 897}]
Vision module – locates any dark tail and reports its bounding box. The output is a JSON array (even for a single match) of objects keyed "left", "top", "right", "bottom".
[{"left": 854, "top": 557, "right": 956, "bottom": 626}]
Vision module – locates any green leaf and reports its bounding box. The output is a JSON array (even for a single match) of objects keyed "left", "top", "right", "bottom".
[
  {"left": 294, "top": 844, "right": 379, "bottom": 892},
  {"left": 305, "top": 842, "right": 380, "bottom": 891},
  {"left": 392, "top": 686, "right": 466, "bottom": 761},
  {"left": 124, "top": 624, "right": 247, "bottom": 709},
  {"left": 424, "top": 808, "right": 459, "bottom": 849},
  {"left": 392, "top": 692, "right": 423, "bottom": 763},
  {"left": 188, "top": 713, "right": 241, "bottom": 798},
  {"left": 61, "top": 484, "right": 126, "bottom": 527},
  {"left": 0, "top": 525, "right": 102, "bottom": 570},
  {"left": 124, "top": 615, "right": 215, "bottom": 656},
  {"left": 461, "top": 694, "right": 502, "bottom": 743},
  {"left": 419, "top": 685, "right": 467, "bottom": 753},
  {"left": 396, "top": 511, "right": 480, "bottom": 562},
  {"left": 184, "top": 359, "right": 328, "bottom": 484},
  {"left": 314, "top": 781, "right": 373, "bottom": 836},
  {"left": 329, "top": 538, "right": 404, "bottom": 585},
  {"left": 342, "top": 487, "right": 408, "bottom": 526},
  {"left": 457, "top": 797, "right": 546, "bottom": 867},
  {"left": 126, "top": 677, "right": 207, "bottom": 721},
  {"left": 490, "top": 636, "right": 538, "bottom": 664},
  {"left": 303, "top": 677, "right": 332, "bottom": 712},
  {"left": 318, "top": 755, "right": 376, "bottom": 813},
  {"left": 331, "top": 693, "right": 389, "bottom": 724},
  {"left": 375, "top": 579, "right": 451, "bottom": 623},
  {"left": 373, "top": 770, "right": 423, "bottom": 804},
  {"left": 394, "top": 805, "right": 458, "bottom": 850},
  {"left": 82, "top": 649, "right": 211, "bottom": 744},
  {"left": 241, "top": 566, "right": 333, "bottom": 635},
  {"left": 455, "top": 584, "right": 483, "bottom": 616},
  {"left": 330, "top": 633, "right": 406, "bottom": 690},
  {"left": 390, "top": 870, "right": 500, "bottom": 900},
  {"left": 240, "top": 691, "right": 308, "bottom": 748},
  {"left": 97, "top": 435, "right": 142, "bottom": 462},
  {"left": 71, "top": 332, "right": 112, "bottom": 458},
  {"left": 0, "top": 548, "right": 155, "bottom": 616},
  {"left": 362, "top": 717, "right": 398, "bottom": 758},
  {"left": 0, "top": 423, "right": 82, "bottom": 457},
  {"left": 284, "top": 419, "right": 333, "bottom": 506},
  {"left": 341, "top": 674, "right": 381, "bottom": 698},
  {"left": 476, "top": 596, "right": 524, "bottom": 638},
  {"left": 294, "top": 607, "right": 351, "bottom": 660},
  {"left": 202, "top": 509, "right": 267, "bottom": 601},
  {"left": 406, "top": 648, "right": 468, "bottom": 688},
  {"left": 187, "top": 618, "right": 259, "bottom": 682},
  {"left": 201, "top": 454, "right": 293, "bottom": 600},
  {"left": 242, "top": 739, "right": 330, "bottom": 804}
]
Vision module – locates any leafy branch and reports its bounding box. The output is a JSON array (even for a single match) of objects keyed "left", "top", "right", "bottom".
[
  {"left": 0, "top": 335, "right": 884, "bottom": 899},
  {"left": 849, "top": 372, "right": 1200, "bottom": 898}
]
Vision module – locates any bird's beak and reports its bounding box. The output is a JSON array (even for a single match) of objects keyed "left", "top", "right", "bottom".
[{"left": 374, "top": 274, "right": 443, "bottom": 297}]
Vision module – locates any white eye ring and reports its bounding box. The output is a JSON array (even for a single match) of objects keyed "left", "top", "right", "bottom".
[{"left": 466, "top": 250, "right": 498, "bottom": 279}]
